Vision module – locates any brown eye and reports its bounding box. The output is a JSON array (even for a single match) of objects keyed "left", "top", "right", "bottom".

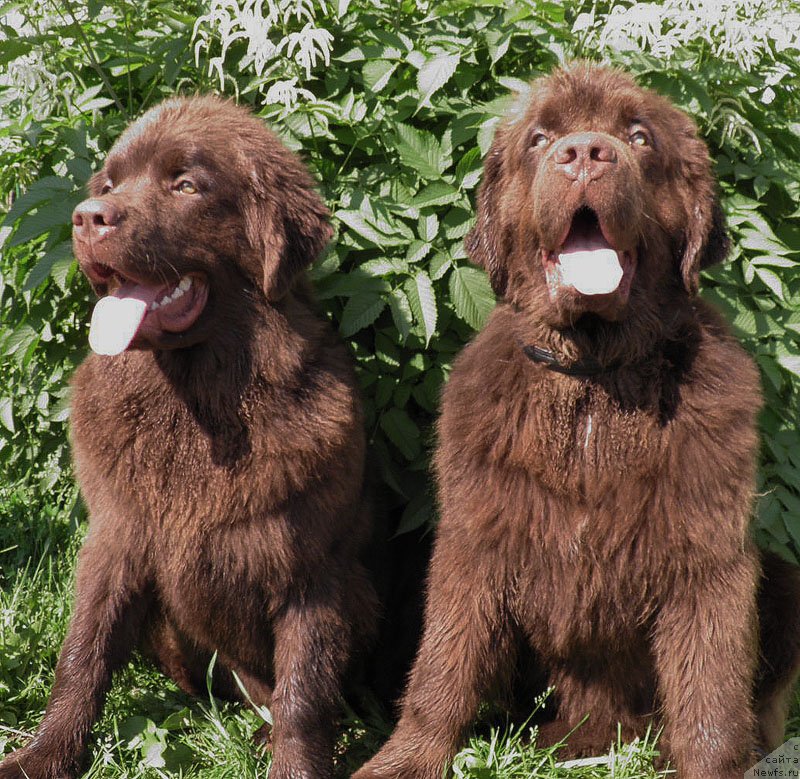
[
  {"left": 101, "top": 180, "right": 113, "bottom": 194},
  {"left": 176, "top": 180, "right": 198, "bottom": 195},
  {"left": 531, "top": 132, "right": 550, "bottom": 150},
  {"left": 629, "top": 129, "right": 650, "bottom": 147}
]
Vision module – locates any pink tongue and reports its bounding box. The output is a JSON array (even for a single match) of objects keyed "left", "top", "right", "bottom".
[
  {"left": 88, "top": 283, "right": 158, "bottom": 356},
  {"left": 558, "top": 232, "right": 623, "bottom": 296}
]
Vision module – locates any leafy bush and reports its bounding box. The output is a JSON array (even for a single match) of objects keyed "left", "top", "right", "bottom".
[{"left": 1, "top": 0, "right": 799, "bottom": 556}]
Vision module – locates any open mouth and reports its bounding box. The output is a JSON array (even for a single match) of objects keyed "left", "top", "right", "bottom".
[
  {"left": 85, "top": 263, "right": 209, "bottom": 355},
  {"left": 541, "top": 208, "right": 636, "bottom": 301}
]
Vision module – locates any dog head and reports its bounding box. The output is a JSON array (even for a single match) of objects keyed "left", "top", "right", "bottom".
[
  {"left": 466, "top": 64, "right": 728, "bottom": 329},
  {"left": 72, "top": 96, "right": 331, "bottom": 354}
]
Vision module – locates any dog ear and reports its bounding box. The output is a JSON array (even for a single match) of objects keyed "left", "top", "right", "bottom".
[
  {"left": 245, "top": 150, "right": 332, "bottom": 301},
  {"left": 465, "top": 128, "right": 508, "bottom": 297},
  {"left": 676, "top": 136, "right": 730, "bottom": 296}
]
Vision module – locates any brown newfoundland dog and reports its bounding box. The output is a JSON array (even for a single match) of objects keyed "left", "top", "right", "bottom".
[
  {"left": 0, "top": 97, "right": 376, "bottom": 779},
  {"left": 353, "top": 65, "right": 800, "bottom": 779}
]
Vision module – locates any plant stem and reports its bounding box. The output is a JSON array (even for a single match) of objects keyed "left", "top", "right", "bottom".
[{"left": 55, "top": 0, "right": 128, "bottom": 118}]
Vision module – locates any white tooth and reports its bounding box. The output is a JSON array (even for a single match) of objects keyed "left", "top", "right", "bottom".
[
  {"left": 160, "top": 294, "right": 171, "bottom": 306},
  {"left": 179, "top": 276, "right": 192, "bottom": 291},
  {"left": 171, "top": 286, "right": 185, "bottom": 301},
  {"left": 150, "top": 301, "right": 160, "bottom": 311}
]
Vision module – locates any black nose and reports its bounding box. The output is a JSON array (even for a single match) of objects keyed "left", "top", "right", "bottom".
[
  {"left": 553, "top": 133, "right": 617, "bottom": 182},
  {"left": 72, "top": 198, "right": 121, "bottom": 242}
]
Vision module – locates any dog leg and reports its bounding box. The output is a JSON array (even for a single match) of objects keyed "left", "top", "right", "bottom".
[
  {"left": 267, "top": 585, "right": 352, "bottom": 779},
  {"left": 652, "top": 557, "right": 759, "bottom": 779},
  {"left": 0, "top": 530, "right": 151, "bottom": 779},
  {"left": 353, "top": 538, "right": 514, "bottom": 779},
  {"left": 756, "top": 551, "right": 800, "bottom": 751}
]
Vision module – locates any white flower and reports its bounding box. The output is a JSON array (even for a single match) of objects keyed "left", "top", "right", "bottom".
[
  {"left": 586, "top": 0, "right": 800, "bottom": 73},
  {"left": 279, "top": 23, "right": 333, "bottom": 78},
  {"left": 193, "top": 0, "right": 335, "bottom": 107},
  {"left": 0, "top": 2, "right": 82, "bottom": 124},
  {"left": 264, "top": 77, "right": 315, "bottom": 106}
]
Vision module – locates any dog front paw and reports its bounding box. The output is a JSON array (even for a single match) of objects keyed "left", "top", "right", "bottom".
[{"left": 352, "top": 752, "right": 444, "bottom": 779}]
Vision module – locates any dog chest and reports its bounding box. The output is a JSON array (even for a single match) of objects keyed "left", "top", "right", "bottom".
[
  {"left": 517, "top": 497, "right": 667, "bottom": 649},
  {"left": 71, "top": 356, "right": 318, "bottom": 524},
  {"left": 501, "top": 378, "right": 670, "bottom": 503},
  {"left": 153, "top": 522, "right": 283, "bottom": 658}
]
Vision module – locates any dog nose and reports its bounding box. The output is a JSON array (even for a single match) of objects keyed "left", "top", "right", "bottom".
[
  {"left": 72, "top": 199, "right": 120, "bottom": 242},
  {"left": 553, "top": 133, "right": 617, "bottom": 182}
]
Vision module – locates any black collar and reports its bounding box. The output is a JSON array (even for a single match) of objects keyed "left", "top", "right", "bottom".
[{"left": 521, "top": 344, "right": 622, "bottom": 376}]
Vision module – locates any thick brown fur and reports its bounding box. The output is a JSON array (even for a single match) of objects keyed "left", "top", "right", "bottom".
[
  {"left": 353, "top": 64, "right": 800, "bottom": 779},
  {"left": 0, "top": 96, "right": 377, "bottom": 779}
]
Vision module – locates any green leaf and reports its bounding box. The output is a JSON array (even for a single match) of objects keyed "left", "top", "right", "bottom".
[
  {"left": 363, "top": 59, "right": 398, "bottom": 93},
  {"left": 750, "top": 254, "right": 798, "bottom": 268},
  {"left": 24, "top": 241, "right": 74, "bottom": 291},
  {"left": 315, "top": 271, "right": 390, "bottom": 300},
  {"left": 456, "top": 146, "right": 483, "bottom": 189},
  {"left": 449, "top": 265, "right": 495, "bottom": 329},
  {"left": 380, "top": 407, "right": 420, "bottom": 460},
  {"left": 406, "top": 240, "right": 432, "bottom": 264},
  {"left": 404, "top": 271, "right": 437, "bottom": 346},
  {"left": 142, "top": 738, "right": 167, "bottom": 768},
  {"left": 730, "top": 308, "right": 756, "bottom": 336},
  {"left": 339, "top": 292, "right": 386, "bottom": 337},
  {"left": 784, "top": 514, "right": 800, "bottom": 555},
  {"left": 74, "top": 84, "right": 115, "bottom": 114},
  {"left": 359, "top": 258, "right": 407, "bottom": 276},
  {"left": 2, "top": 176, "right": 75, "bottom": 227},
  {"left": 49, "top": 393, "right": 71, "bottom": 424},
  {"left": 118, "top": 716, "right": 148, "bottom": 747},
  {"left": 2, "top": 324, "right": 38, "bottom": 358},
  {"left": 754, "top": 267, "right": 786, "bottom": 300},
  {"left": 777, "top": 487, "right": 800, "bottom": 516},
  {"left": 418, "top": 213, "right": 439, "bottom": 242},
  {"left": 375, "top": 333, "right": 401, "bottom": 368},
  {"left": 335, "top": 210, "right": 410, "bottom": 247},
  {"left": 396, "top": 487, "right": 432, "bottom": 534},
  {"left": 388, "top": 288, "right": 413, "bottom": 344},
  {"left": 417, "top": 53, "right": 460, "bottom": 108},
  {"left": 442, "top": 207, "right": 473, "bottom": 240},
  {"left": 375, "top": 375, "right": 396, "bottom": 407},
  {"left": 0, "top": 397, "right": 14, "bottom": 433},
  {"left": 7, "top": 195, "right": 80, "bottom": 248},
  {"left": 309, "top": 245, "right": 342, "bottom": 281},
  {"left": 411, "top": 181, "right": 460, "bottom": 209},
  {"left": 337, "top": 46, "right": 367, "bottom": 62},
  {"left": 429, "top": 252, "right": 452, "bottom": 280},
  {"left": 777, "top": 354, "right": 800, "bottom": 378},
  {"left": 0, "top": 36, "right": 33, "bottom": 67},
  {"left": 477, "top": 116, "right": 501, "bottom": 156},
  {"left": 360, "top": 199, "right": 414, "bottom": 242},
  {"left": 393, "top": 124, "right": 450, "bottom": 180},
  {"left": 484, "top": 28, "right": 511, "bottom": 65},
  {"left": 497, "top": 76, "right": 531, "bottom": 94},
  {"left": 739, "top": 228, "right": 792, "bottom": 256}
]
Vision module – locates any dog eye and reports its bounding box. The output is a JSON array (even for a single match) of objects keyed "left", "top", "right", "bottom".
[
  {"left": 175, "top": 180, "right": 198, "bottom": 195},
  {"left": 101, "top": 180, "right": 113, "bottom": 194},
  {"left": 531, "top": 132, "right": 550, "bottom": 149},
  {"left": 629, "top": 129, "right": 650, "bottom": 147}
]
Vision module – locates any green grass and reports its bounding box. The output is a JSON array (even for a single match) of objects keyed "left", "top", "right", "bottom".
[{"left": 0, "top": 483, "right": 796, "bottom": 779}]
